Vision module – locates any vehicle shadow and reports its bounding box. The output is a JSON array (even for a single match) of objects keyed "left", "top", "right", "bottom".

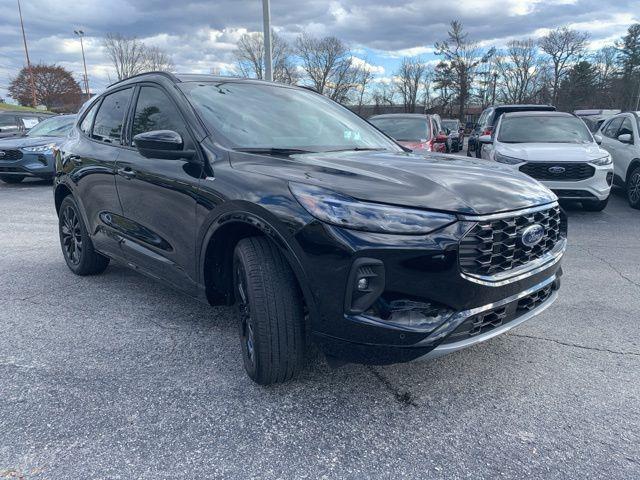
[{"left": 0, "top": 178, "right": 52, "bottom": 189}]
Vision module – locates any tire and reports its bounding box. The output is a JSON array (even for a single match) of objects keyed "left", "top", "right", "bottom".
[
  {"left": 582, "top": 197, "right": 609, "bottom": 212},
  {"left": 627, "top": 166, "right": 640, "bottom": 209},
  {"left": 233, "top": 237, "right": 305, "bottom": 385},
  {"left": 58, "top": 196, "right": 110, "bottom": 275},
  {"left": 0, "top": 175, "right": 24, "bottom": 184}
]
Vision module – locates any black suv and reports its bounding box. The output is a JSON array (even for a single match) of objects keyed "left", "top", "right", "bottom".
[
  {"left": 54, "top": 73, "right": 566, "bottom": 384},
  {"left": 467, "top": 104, "right": 556, "bottom": 158}
]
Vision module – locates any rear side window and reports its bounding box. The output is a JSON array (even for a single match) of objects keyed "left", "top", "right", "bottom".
[
  {"left": 0, "top": 116, "right": 19, "bottom": 128},
  {"left": 131, "top": 86, "right": 191, "bottom": 147},
  {"left": 79, "top": 101, "right": 100, "bottom": 135},
  {"left": 92, "top": 88, "right": 133, "bottom": 144},
  {"left": 603, "top": 117, "right": 623, "bottom": 138}
]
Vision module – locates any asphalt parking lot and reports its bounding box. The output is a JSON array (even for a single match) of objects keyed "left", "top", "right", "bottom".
[{"left": 1, "top": 177, "right": 639, "bottom": 479}]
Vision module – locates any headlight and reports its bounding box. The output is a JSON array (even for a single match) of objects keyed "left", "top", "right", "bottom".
[
  {"left": 591, "top": 154, "right": 612, "bottom": 166},
  {"left": 289, "top": 183, "right": 456, "bottom": 234},
  {"left": 494, "top": 152, "right": 524, "bottom": 165},
  {"left": 22, "top": 143, "right": 56, "bottom": 153}
]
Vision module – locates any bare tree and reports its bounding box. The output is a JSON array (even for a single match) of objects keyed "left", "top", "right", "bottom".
[
  {"left": 354, "top": 63, "right": 374, "bottom": 114},
  {"left": 434, "top": 21, "right": 494, "bottom": 120},
  {"left": 395, "top": 57, "right": 427, "bottom": 112},
  {"left": 103, "top": 33, "right": 148, "bottom": 80},
  {"left": 496, "top": 39, "right": 540, "bottom": 104},
  {"left": 145, "top": 46, "right": 174, "bottom": 72},
  {"left": 371, "top": 81, "right": 397, "bottom": 111},
  {"left": 295, "top": 34, "right": 361, "bottom": 101},
  {"left": 234, "top": 30, "right": 298, "bottom": 84},
  {"left": 539, "top": 27, "right": 589, "bottom": 105}
]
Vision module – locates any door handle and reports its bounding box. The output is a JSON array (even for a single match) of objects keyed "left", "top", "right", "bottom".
[{"left": 117, "top": 167, "right": 137, "bottom": 179}]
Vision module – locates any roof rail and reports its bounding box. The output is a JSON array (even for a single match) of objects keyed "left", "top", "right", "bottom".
[{"left": 107, "top": 71, "right": 180, "bottom": 89}]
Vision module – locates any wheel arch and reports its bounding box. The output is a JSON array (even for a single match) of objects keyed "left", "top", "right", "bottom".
[
  {"left": 54, "top": 183, "right": 73, "bottom": 214},
  {"left": 199, "top": 207, "right": 318, "bottom": 322}
]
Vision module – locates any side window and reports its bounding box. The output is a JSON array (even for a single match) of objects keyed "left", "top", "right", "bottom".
[
  {"left": 131, "top": 86, "right": 192, "bottom": 148},
  {"left": 92, "top": 88, "right": 133, "bottom": 144},
  {"left": 618, "top": 117, "right": 634, "bottom": 139},
  {"left": 20, "top": 116, "right": 40, "bottom": 129},
  {"left": 79, "top": 101, "right": 100, "bottom": 135},
  {"left": 603, "top": 117, "right": 623, "bottom": 138}
]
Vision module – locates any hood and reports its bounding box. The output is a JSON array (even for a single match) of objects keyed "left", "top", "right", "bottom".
[
  {"left": 0, "top": 136, "right": 60, "bottom": 149},
  {"left": 231, "top": 150, "right": 556, "bottom": 215},
  {"left": 497, "top": 142, "right": 608, "bottom": 162}
]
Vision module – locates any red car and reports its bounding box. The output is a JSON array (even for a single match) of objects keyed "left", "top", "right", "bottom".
[{"left": 369, "top": 114, "right": 448, "bottom": 153}]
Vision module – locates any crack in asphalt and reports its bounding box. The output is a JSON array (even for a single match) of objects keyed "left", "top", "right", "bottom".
[
  {"left": 576, "top": 246, "right": 640, "bottom": 289},
  {"left": 507, "top": 333, "right": 640, "bottom": 357},
  {"left": 367, "top": 366, "right": 418, "bottom": 407}
]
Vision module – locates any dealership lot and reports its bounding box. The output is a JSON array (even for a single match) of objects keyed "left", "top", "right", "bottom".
[{"left": 1, "top": 178, "right": 639, "bottom": 479}]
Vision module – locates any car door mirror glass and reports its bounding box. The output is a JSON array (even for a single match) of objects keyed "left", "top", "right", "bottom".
[{"left": 594, "top": 134, "right": 603, "bottom": 145}]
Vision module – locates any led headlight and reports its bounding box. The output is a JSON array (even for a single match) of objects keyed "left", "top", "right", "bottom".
[
  {"left": 22, "top": 143, "right": 56, "bottom": 153},
  {"left": 494, "top": 152, "right": 524, "bottom": 165},
  {"left": 590, "top": 154, "right": 612, "bottom": 166},
  {"left": 289, "top": 182, "right": 456, "bottom": 234}
]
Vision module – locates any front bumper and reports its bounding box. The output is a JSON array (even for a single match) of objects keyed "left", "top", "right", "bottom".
[
  {"left": 535, "top": 165, "right": 613, "bottom": 202},
  {"left": 0, "top": 151, "right": 55, "bottom": 178},
  {"left": 296, "top": 207, "right": 565, "bottom": 365}
]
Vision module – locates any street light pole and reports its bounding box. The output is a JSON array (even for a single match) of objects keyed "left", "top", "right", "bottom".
[
  {"left": 74, "top": 30, "right": 90, "bottom": 97},
  {"left": 262, "top": 0, "right": 273, "bottom": 82},
  {"left": 17, "top": 0, "right": 37, "bottom": 107}
]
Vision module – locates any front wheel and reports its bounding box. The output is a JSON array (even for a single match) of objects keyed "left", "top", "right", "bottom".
[
  {"left": 0, "top": 175, "right": 24, "bottom": 184},
  {"left": 627, "top": 166, "right": 640, "bottom": 209},
  {"left": 233, "top": 237, "right": 305, "bottom": 385},
  {"left": 582, "top": 197, "right": 609, "bottom": 212},
  {"left": 58, "top": 196, "right": 110, "bottom": 275}
]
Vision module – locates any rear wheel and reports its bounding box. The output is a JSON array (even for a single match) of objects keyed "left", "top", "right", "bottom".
[
  {"left": 582, "top": 197, "right": 609, "bottom": 212},
  {"left": 233, "top": 237, "right": 305, "bottom": 385},
  {"left": 627, "top": 166, "right": 640, "bottom": 209},
  {"left": 0, "top": 175, "right": 24, "bottom": 184},
  {"left": 58, "top": 196, "right": 110, "bottom": 275}
]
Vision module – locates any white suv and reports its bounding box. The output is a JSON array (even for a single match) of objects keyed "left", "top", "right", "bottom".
[
  {"left": 479, "top": 111, "right": 613, "bottom": 211},
  {"left": 595, "top": 112, "right": 640, "bottom": 209}
]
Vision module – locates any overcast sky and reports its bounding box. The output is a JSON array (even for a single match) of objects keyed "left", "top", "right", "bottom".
[{"left": 1, "top": 0, "right": 638, "bottom": 101}]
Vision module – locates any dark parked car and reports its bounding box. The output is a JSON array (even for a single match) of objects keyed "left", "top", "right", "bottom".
[
  {"left": 442, "top": 119, "right": 464, "bottom": 152},
  {"left": 369, "top": 114, "right": 448, "bottom": 153},
  {"left": 0, "top": 114, "right": 75, "bottom": 184},
  {"left": 467, "top": 105, "right": 556, "bottom": 158},
  {"left": 0, "top": 111, "right": 53, "bottom": 139},
  {"left": 54, "top": 73, "right": 565, "bottom": 384}
]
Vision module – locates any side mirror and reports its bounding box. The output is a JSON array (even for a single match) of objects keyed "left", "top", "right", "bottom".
[
  {"left": 618, "top": 133, "right": 633, "bottom": 144},
  {"left": 133, "top": 130, "right": 195, "bottom": 160},
  {"left": 478, "top": 134, "right": 493, "bottom": 144},
  {"left": 435, "top": 134, "right": 448, "bottom": 143},
  {"left": 594, "top": 134, "right": 603, "bottom": 145}
]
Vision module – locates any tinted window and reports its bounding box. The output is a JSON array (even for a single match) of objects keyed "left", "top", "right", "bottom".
[
  {"left": 369, "top": 117, "right": 429, "bottom": 142},
  {"left": 603, "top": 117, "right": 623, "bottom": 138},
  {"left": 498, "top": 115, "right": 593, "bottom": 144},
  {"left": 181, "top": 82, "right": 400, "bottom": 152},
  {"left": 619, "top": 117, "right": 634, "bottom": 138},
  {"left": 80, "top": 101, "right": 100, "bottom": 135},
  {"left": 132, "top": 87, "right": 191, "bottom": 146},
  {"left": 92, "top": 88, "right": 132, "bottom": 144},
  {"left": 0, "top": 116, "right": 18, "bottom": 128}
]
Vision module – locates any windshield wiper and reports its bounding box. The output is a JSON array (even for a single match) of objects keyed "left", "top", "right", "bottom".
[
  {"left": 234, "top": 147, "right": 315, "bottom": 156},
  {"left": 325, "top": 147, "right": 388, "bottom": 152}
]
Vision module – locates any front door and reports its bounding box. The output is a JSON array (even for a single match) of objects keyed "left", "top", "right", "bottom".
[{"left": 115, "top": 84, "right": 203, "bottom": 292}]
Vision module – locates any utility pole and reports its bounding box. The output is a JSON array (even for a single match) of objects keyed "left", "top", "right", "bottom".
[
  {"left": 17, "top": 0, "right": 37, "bottom": 107},
  {"left": 74, "top": 30, "right": 90, "bottom": 97},
  {"left": 262, "top": 0, "right": 273, "bottom": 82}
]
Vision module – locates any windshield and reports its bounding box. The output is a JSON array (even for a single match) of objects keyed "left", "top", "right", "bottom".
[
  {"left": 498, "top": 115, "right": 593, "bottom": 144},
  {"left": 368, "top": 117, "right": 429, "bottom": 142},
  {"left": 180, "top": 82, "right": 400, "bottom": 152},
  {"left": 27, "top": 116, "right": 75, "bottom": 137},
  {"left": 442, "top": 120, "right": 459, "bottom": 130}
]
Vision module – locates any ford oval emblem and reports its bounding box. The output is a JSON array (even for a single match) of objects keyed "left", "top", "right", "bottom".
[
  {"left": 521, "top": 224, "right": 545, "bottom": 248},
  {"left": 548, "top": 165, "right": 565, "bottom": 174},
  {"left": 0, "top": 151, "right": 5, "bottom": 158}
]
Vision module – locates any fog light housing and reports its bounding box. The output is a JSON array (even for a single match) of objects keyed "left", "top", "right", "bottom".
[
  {"left": 606, "top": 172, "right": 613, "bottom": 186},
  {"left": 345, "top": 258, "right": 385, "bottom": 314}
]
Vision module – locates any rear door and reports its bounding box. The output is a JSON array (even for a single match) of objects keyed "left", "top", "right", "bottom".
[
  {"left": 615, "top": 115, "right": 637, "bottom": 181},
  {"left": 600, "top": 116, "right": 624, "bottom": 180},
  {"left": 115, "top": 84, "right": 203, "bottom": 292}
]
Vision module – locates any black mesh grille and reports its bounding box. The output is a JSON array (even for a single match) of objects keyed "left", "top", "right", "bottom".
[
  {"left": 519, "top": 162, "right": 594, "bottom": 181},
  {"left": 459, "top": 206, "right": 562, "bottom": 277},
  {"left": 552, "top": 189, "right": 597, "bottom": 199},
  {"left": 0, "top": 150, "right": 23, "bottom": 161},
  {"left": 442, "top": 284, "right": 554, "bottom": 344}
]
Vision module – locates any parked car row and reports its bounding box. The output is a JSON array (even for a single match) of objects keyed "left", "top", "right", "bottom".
[{"left": 0, "top": 110, "right": 55, "bottom": 139}]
